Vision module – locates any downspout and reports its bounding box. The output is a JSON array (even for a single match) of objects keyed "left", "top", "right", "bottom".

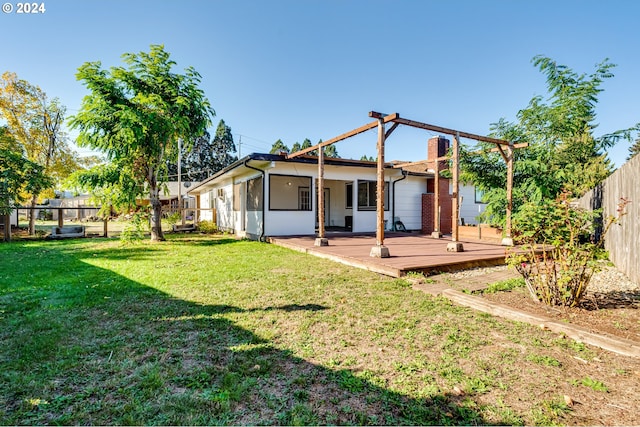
[
  {"left": 391, "top": 170, "right": 408, "bottom": 231},
  {"left": 244, "top": 160, "right": 266, "bottom": 241}
]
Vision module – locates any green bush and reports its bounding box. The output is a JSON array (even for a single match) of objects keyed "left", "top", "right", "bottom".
[
  {"left": 508, "top": 193, "right": 627, "bottom": 307},
  {"left": 197, "top": 220, "right": 219, "bottom": 234}
]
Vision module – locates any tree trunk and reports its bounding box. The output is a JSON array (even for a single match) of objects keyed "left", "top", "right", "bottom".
[
  {"left": 28, "top": 194, "right": 37, "bottom": 235},
  {"left": 148, "top": 182, "right": 165, "bottom": 242},
  {"left": 2, "top": 214, "right": 10, "bottom": 242}
]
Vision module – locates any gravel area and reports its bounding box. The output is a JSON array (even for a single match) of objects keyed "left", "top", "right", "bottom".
[{"left": 445, "top": 263, "right": 639, "bottom": 294}]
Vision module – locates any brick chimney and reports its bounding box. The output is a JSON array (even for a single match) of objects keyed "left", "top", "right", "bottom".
[{"left": 422, "top": 136, "right": 452, "bottom": 234}]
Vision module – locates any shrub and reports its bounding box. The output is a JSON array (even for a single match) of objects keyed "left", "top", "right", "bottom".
[
  {"left": 507, "top": 193, "right": 627, "bottom": 307},
  {"left": 197, "top": 220, "right": 219, "bottom": 234},
  {"left": 120, "top": 212, "right": 148, "bottom": 244}
]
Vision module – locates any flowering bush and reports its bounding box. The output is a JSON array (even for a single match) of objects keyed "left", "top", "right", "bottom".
[{"left": 507, "top": 193, "right": 628, "bottom": 307}]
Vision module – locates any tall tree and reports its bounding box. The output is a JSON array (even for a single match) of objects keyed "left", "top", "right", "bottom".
[
  {"left": 0, "top": 72, "right": 78, "bottom": 234},
  {"left": 460, "top": 56, "right": 638, "bottom": 226},
  {"left": 209, "top": 119, "right": 237, "bottom": 176},
  {"left": 1, "top": 131, "right": 52, "bottom": 241},
  {"left": 69, "top": 45, "right": 214, "bottom": 241},
  {"left": 323, "top": 141, "right": 339, "bottom": 158},
  {"left": 269, "top": 139, "right": 289, "bottom": 154},
  {"left": 290, "top": 141, "right": 302, "bottom": 153}
]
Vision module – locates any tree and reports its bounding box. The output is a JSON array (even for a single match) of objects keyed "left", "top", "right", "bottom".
[
  {"left": 323, "top": 142, "right": 339, "bottom": 158},
  {"left": 1, "top": 129, "right": 52, "bottom": 241},
  {"left": 628, "top": 136, "right": 640, "bottom": 160},
  {"left": 290, "top": 141, "right": 301, "bottom": 153},
  {"left": 460, "top": 56, "right": 637, "bottom": 226},
  {"left": 166, "top": 120, "right": 237, "bottom": 182},
  {"left": 269, "top": 139, "right": 289, "bottom": 154},
  {"left": 69, "top": 45, "right": 214, "bottom": 242},
  {"left": 0, "top": 72, "right": 78, "bottom": 234},
  {"left": 209, "top": 119, "right": 237, "bottom": 175}
]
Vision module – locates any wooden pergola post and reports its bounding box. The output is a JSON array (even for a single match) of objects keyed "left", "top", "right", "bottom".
[
  {"left": 432, "top": 160, "right": 441, "bottom": 238},
  {"left": 370, "top": 117, "right": 390, "bottom": 258},
  {"left": 447, "top": 133, "right": 464, "bottom": 252},
  {"left": 502, "top": 141, "right": 514, "bottom": 246},
  {"left": 315, "top": 147, "right": 328, "bottom": 246}
]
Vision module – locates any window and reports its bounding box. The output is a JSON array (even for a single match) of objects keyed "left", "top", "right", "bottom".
[
  {"left": 474, "top": 186, "right": 485, "bottom": 203},
  {"left": 217, "top": 188, "right": 225, "bottom": 201},
  {"left": 298, "top": 187, "right": 311, "bottom": 210},
  {"left": 345, "top": 183, "right": 353, "bottom": 209},
  {"left": 269, "top": 174, "right": 312, "bottom": 210},
  {"left": 357, "top": 180, "right": 389, "bottom": 210},
  {"left": 246, "top": 176, "right": 263, "bottom": 211},
  {"left": 209, "top": 190, "right": 216, "bottom": 209}
]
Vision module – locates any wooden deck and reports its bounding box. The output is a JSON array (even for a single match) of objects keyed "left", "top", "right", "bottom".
[{"left": 268, "top": 233, "right": 509, "bottom": 277}]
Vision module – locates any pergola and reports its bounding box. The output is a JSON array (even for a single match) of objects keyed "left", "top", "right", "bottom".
[{"left": 287, "top": 111, "right": 523, "bottom": 258}]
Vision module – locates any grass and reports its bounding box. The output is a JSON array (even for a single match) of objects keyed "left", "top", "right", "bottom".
[{"left": 0, "top": 234, "right": 636, "bottom": 425}]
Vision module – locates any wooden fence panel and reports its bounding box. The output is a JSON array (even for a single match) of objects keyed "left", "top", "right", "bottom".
[{"left": 578, "top": 154, "right": 640, "bottom": 284}]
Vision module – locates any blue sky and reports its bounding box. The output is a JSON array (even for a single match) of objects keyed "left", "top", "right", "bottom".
[{"left": 2, "top": 0, "right": 638, "bottom": 168}]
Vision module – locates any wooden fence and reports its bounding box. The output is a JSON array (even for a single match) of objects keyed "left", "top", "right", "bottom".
[{"left": 577, "top": 154, "right": 640, "bottom": 284}]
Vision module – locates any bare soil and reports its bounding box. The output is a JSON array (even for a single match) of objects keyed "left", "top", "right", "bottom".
[{"left": 481, "top": 284, "right": 640, "bottom": 343}]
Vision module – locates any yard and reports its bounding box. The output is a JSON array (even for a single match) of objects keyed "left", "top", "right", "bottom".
[{"left": 1, "top": 234, "right": 638, "bottom": 425}]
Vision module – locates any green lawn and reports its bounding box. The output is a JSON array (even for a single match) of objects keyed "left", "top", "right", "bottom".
[{"left": 1, "top": 235, "right": 638, "bottom": 425}]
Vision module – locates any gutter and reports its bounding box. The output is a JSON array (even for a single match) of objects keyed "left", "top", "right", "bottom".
[
  {"left": 391, "top": 170, "right": 408, "bottom": 231},
  {"left": 243, "top": 159, "right": 266, "bottom": 241}
]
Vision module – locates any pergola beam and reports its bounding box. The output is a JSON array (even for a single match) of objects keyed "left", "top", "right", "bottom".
[
  {"left": 390, "top": 117, "right": 512, "bottom": 146},
  {"left": 287, "top": 112, "right": 399, "bottom": 159}
]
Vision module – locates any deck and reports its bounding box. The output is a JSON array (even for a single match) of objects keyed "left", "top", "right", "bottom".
[{"left": 268, "top": 233, "right": 510, "bottom": 278}]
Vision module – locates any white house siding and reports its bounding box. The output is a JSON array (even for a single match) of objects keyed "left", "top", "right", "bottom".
[
  {"left": 458, "top": 184, "right": 486, "bottom": 225},
  {"left": 200, "top": 191, "right": 213, "bottom": 221},
  {"left": 214, "top": 182, "right": 234, "bottom": 230},
  {"left": 393, "top": 176, "right": 426, "bottom": 230}
]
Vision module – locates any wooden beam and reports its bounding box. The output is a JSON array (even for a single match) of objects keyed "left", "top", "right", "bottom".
[
  {"left": 287, "top": 113, "right": 399, "bottom": 159},
  {"left": 503, "top": 142, "right": 514, "bottom": 246},
  {"left": 489, "top": 142, "right": 528, "bottom": 153},
  {"left": 451, "top": 133, "right": 460, "bottom": 242},
  {"left": 392, "top": 117, "right": 512, "bottom": 146},
  {"left": 376, "top": 119, "right": 385, "bottom": 246},
  {"left": 317, "top": 149, "right": 325, "bottom": 239},
  {"left": 385, "top": 122, "right": 400, "bottom": 139}
]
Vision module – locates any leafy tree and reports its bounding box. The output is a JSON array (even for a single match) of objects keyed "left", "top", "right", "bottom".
[
  {"left": 628, "top": 136, "right": 640, "bottom": 160},
  {"left": 1, "top": 140, "right": 52, "bottom": 241},
  {"left": 461, "top": 56, "right": 638, "bottom": 226},
  {"left": 269, "top": 139, "right": 289, "bottom": 154},
  {"left": 0, "top": 72, "right": 79, "bottom": 234},
  {"left": 69, "top": 45, "right": 214, "bottom": 242}
]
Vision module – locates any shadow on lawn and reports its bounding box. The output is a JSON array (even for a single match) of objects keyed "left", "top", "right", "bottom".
[{"left": 0, "top": 240, "right": 497, "bottom": 426}]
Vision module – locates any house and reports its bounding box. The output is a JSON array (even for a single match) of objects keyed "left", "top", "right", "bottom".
[{"left": 187, "top": 136, "right": 487, "bottom": 240}]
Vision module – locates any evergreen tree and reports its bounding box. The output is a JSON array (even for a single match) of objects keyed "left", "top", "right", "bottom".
[{"left": 269, "top": 139, "right": 289, "bottom": 154}]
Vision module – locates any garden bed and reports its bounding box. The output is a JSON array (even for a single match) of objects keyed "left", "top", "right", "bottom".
[{"left": 479, "top": 266, "right": 640, "bottom": 343}]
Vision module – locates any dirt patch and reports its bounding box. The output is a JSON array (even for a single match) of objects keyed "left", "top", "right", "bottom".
[{"left": 481, "top": 286, "right": 640, "bottom": 343}]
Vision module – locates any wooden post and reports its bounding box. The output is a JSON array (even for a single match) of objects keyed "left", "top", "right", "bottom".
[
  {"left": 502, "top": 142, "right": 514, "bottom": 246},
  {"left": 432, "top": 159, "right": 441, "bottom": 238},
  {"left": 447, "top": 133, "right": 464, "bottom": 252},
  {"left": 103, "top": 216, "right": 108, "bottom": 238},
  {"left": 370, "top": 118, "right": 390, "bottom": 258},
  {"left": 58, "top": 207, "right": 64, "bottom": 228},
  {"left": 315, "top": 147, "right": 328, "bottom": 246},
  {"left": 178, "top": 138, "right": 185, "bottom": 227}
]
